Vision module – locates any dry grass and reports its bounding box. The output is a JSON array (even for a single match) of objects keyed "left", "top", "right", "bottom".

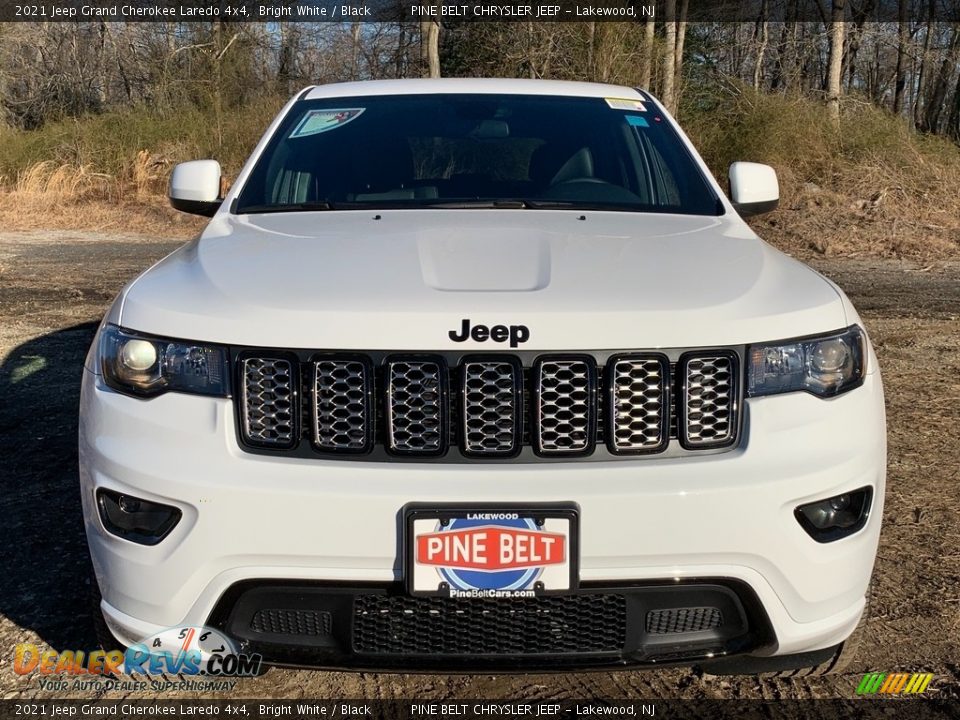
[
  {"left": 14, "top": 161, "right": 116, "bottom": 199},
  {"left": 683, "top": 87, "right": 960, "bottom": 260},
  {"left": 1, "top": 91, "right": 960, "bottom": 257},
  {"left": 0, "top": 152, "right": 202, "bottom": 236}
]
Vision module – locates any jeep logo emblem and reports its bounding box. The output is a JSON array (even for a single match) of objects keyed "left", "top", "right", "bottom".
[{"left": 448, "top": 319, "right": 530, "bottom": 348}]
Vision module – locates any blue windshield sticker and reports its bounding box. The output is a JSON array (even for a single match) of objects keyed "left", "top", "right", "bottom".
[
  {"left": 289, "top": 108, "right": 365, "bottom": 138},
  {"left": 626, "top": 115, "right": 649, "bottom": 128}
]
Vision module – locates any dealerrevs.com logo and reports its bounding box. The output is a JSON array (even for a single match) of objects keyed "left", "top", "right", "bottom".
[{"left": 14, "top": 626, "right": 261, "bottom": 692}]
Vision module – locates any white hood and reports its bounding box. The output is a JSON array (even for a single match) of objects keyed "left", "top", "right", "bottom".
[{"left": 118, "top": 209, "right": 846, "bottom": 350}]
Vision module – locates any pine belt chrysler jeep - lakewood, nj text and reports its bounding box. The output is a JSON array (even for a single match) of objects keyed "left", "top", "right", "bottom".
[{"left": 80, "top": 78, "right": 885, "bottom": 674}]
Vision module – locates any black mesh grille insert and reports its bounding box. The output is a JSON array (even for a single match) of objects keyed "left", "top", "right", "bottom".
[
  {"left": 682, "top": 354, "right": 737, "bottom": 448},
  {"left": 645, "top": 607, "right": 723, "bottom": 634},
  {"left": 313, "top": 358, "right": 371, "bottom": 451},
  {"left": 534, "top": 358, "right": 596, "bottom": 455},
  {"left": 461, "top": 359, "right": 521, "bottom": 456},
  {"left": 353, "top": 594, "right": 625, "bottom": 655},
  {"left": 608, "top": 356, "right": 669, "bottom": 453},
  {"left": 386, "top": 359, "right": 445, "bottom": 454},
  {"left": 250, "top": 609, "right": 332, "bottom": 636},
  {"left": 240, "top": 357, "right": 296, "bottom": 448}
]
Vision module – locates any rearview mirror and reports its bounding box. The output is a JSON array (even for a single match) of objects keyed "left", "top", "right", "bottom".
[
  {"left": 169, "top": 160, "right": 222, "bottom": 217},
  {"left": 728, "top": 162, "right": 779, "bottom": 217}
]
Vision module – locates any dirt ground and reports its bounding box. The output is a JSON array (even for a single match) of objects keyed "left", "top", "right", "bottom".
[{"left": 1, "top": 230, "right": 958, "bottom": 702}]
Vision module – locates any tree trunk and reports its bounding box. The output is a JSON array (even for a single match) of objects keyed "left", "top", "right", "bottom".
[
  {"left": 674, "top": 0, "right": 688, "bottom": 106},
  {"left": 771, "top": 0, "right": 797, "bottom": 92},
  {"left": 661, "top": 0, "right": 677, "bottom": 113},
  {"left": 948, "top": 70, "right": 960, "bottom": 141},
  {"left": 586, "top": 21, "right": 595, "bottom": 79},
  {"left": 753, "top": 0, "right": 769, "bottom": 90},
  {"left": 922, "top": 25, "right": 959, "bottom": 133},
  {"left": 892, "top": 0, "right": 908, "bottom": 113},
  {"left": 825, "top": 0, "right": 846, "bottom": 126},
  {"left": 913, "top": 0, "right": 935, "bottom": 128},
  {"left": 420, "top": 19, "right": 440, "bottom": 78},
  {"left": 639, "top": 15, "right": 655, "bottom": 90}
]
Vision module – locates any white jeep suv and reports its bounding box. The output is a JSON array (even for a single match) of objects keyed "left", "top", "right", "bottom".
[{"left": 80, "top": 78, "right": 885, "bottom": 674}]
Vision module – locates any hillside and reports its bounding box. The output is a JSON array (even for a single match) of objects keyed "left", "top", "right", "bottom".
[{"left": 1, "top": 88, "right": 958, "bottom": 260}]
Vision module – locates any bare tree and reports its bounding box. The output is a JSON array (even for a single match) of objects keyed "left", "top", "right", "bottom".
[
  {"left": 640, "top": 16, "right": 655, "bottom": 90},
  {"left": 662, "top": 0, "right": 677, "bottom": 113},
  {"left": 826, "top": 0, "right": 846, "bottom": 125},
  {"left": 893, "top": 0, "right": 909, "bottom": 113},
  {"left": 421, "top": 15, "right": 441, "bottom": 78}
]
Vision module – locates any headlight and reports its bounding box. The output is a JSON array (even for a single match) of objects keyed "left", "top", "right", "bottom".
[
  {"left": 99, "top": 324, "right": 230, "bottom": 398},
  {"left": 747, "top": 325, "right": 866, "bottom": 398}
]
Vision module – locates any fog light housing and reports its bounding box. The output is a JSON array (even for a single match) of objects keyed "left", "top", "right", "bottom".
[
  {"left": 96, "top": 489, "right": 181, "bottom": 545},
  {"left": 795, "top": 487, "right": 872, "bottom": 543}
]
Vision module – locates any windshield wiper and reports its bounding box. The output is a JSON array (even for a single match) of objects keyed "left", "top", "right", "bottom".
[
  {"left": 524, "top": 199, "right": 647, "bottom": 212},
  {"left": 237, "top": 201, "right": 336, "bottom": 214},
  {"left": 420, "top": 199, "right": 531, "bottom": 209}
]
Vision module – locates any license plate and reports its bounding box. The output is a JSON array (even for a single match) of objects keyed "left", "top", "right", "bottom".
[{"left": 405, "top": 504, "right": 578, "bottom": 598}]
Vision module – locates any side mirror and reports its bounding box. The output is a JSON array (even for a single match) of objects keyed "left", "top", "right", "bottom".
[
  {"left": 728, "top": 161, "right": 779, "bottom": 217},
  {"left": 169, "top": 160, "right": 222, "bottom": 217}
]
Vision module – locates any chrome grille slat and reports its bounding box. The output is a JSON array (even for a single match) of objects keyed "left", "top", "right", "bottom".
[
  {"left": 608, "top": 356, "right": 668, "bottom": 453},
  {"left": 461, "top": 359, "right": 521, "bottom": 456},
  {"left": 241, "top": 357, "right": 297, "bottom": 448},
  {"left": 681, "top": 353, "right": 737, "bottom": 448},
  {"left": 386, "top": 358, "right": 446, "bottom": 454},
  {"left": 313, "top": 358, "right": 372, "bottom": 452},
  {"left": 534, "top": 358, "right": 596, "bottom": 455}
]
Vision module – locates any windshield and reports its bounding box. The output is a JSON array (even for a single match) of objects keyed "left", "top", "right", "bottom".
[{"left": 235, "top": 93, "right": 722, "bottom": 215}]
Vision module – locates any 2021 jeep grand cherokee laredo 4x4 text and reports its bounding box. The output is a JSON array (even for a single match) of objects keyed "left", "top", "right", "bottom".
[{"left": 80, "top": 79, "right": 885, "bottom": 674}]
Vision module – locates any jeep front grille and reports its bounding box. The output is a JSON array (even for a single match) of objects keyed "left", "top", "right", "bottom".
[
  {"left": 386, "top": 358, "right": 446, "bottom": 455},
  {"left": 680, "top": 353, "right": 738, "bottom": 449},
  {"left": 313, "top": 357, "right": 372, "bottom": 452},
  {"left": 533, "top": 358, "right": 596, "bottom": 455},
  {"left": 606, "top": 355, "right": 669, "bottom": 454},
  {"left": 240, "top": 357, "right": 297, "bottom": 448},
  {"left": 236, "top": 349, "right": 741, "bottom": 461},
  {"left": 461, "top": 359, "right": 522, "bottom": 456}
]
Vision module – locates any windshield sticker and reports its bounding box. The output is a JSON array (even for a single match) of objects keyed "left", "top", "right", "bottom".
[
  {"left": 626, "top": 114, "right": 649, "bottom": 128},
  {"left": 289, "top": 108, "right": 365, "bottom": 138},
  {"left": 605, "top": 97, "right": 646, "bottom": 111}
]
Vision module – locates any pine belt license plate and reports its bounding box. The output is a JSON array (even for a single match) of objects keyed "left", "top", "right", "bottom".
[{"left": 405, "top": 505, "right": 578, "bottom": 598}]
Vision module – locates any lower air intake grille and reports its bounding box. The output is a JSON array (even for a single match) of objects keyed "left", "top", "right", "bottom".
[
  {"left": 240, "top": 357, "right": 296, "bottom": 448},
  {"left": 353, "top": 594, "right": 625, "bottom": 655},
  {"left": 645, "top": 607, "right": 723, "bottom": 635},
  {"left": 250, "top": 609, "right": 332, "bottom": 637}
]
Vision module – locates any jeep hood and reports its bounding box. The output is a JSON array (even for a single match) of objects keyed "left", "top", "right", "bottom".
[{"left": 118, "top": 210, "right": 847, "bottom": 349}]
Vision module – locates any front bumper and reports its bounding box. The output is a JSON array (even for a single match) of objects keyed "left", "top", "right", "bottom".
[{"left": 79, "top": 367, "right": 885, "bottom": 667}]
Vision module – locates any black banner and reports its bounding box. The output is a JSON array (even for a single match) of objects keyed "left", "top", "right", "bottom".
[
  {"left": 1, "top": 0, "right": 959, "bottom": 23},
  {"left": 0, "top": 699, "right": 958, "bottom": 720}
]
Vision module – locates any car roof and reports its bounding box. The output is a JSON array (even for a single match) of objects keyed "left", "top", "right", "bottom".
[{"left": 301, "top": 78, "right": 647, "bottom": 101}]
